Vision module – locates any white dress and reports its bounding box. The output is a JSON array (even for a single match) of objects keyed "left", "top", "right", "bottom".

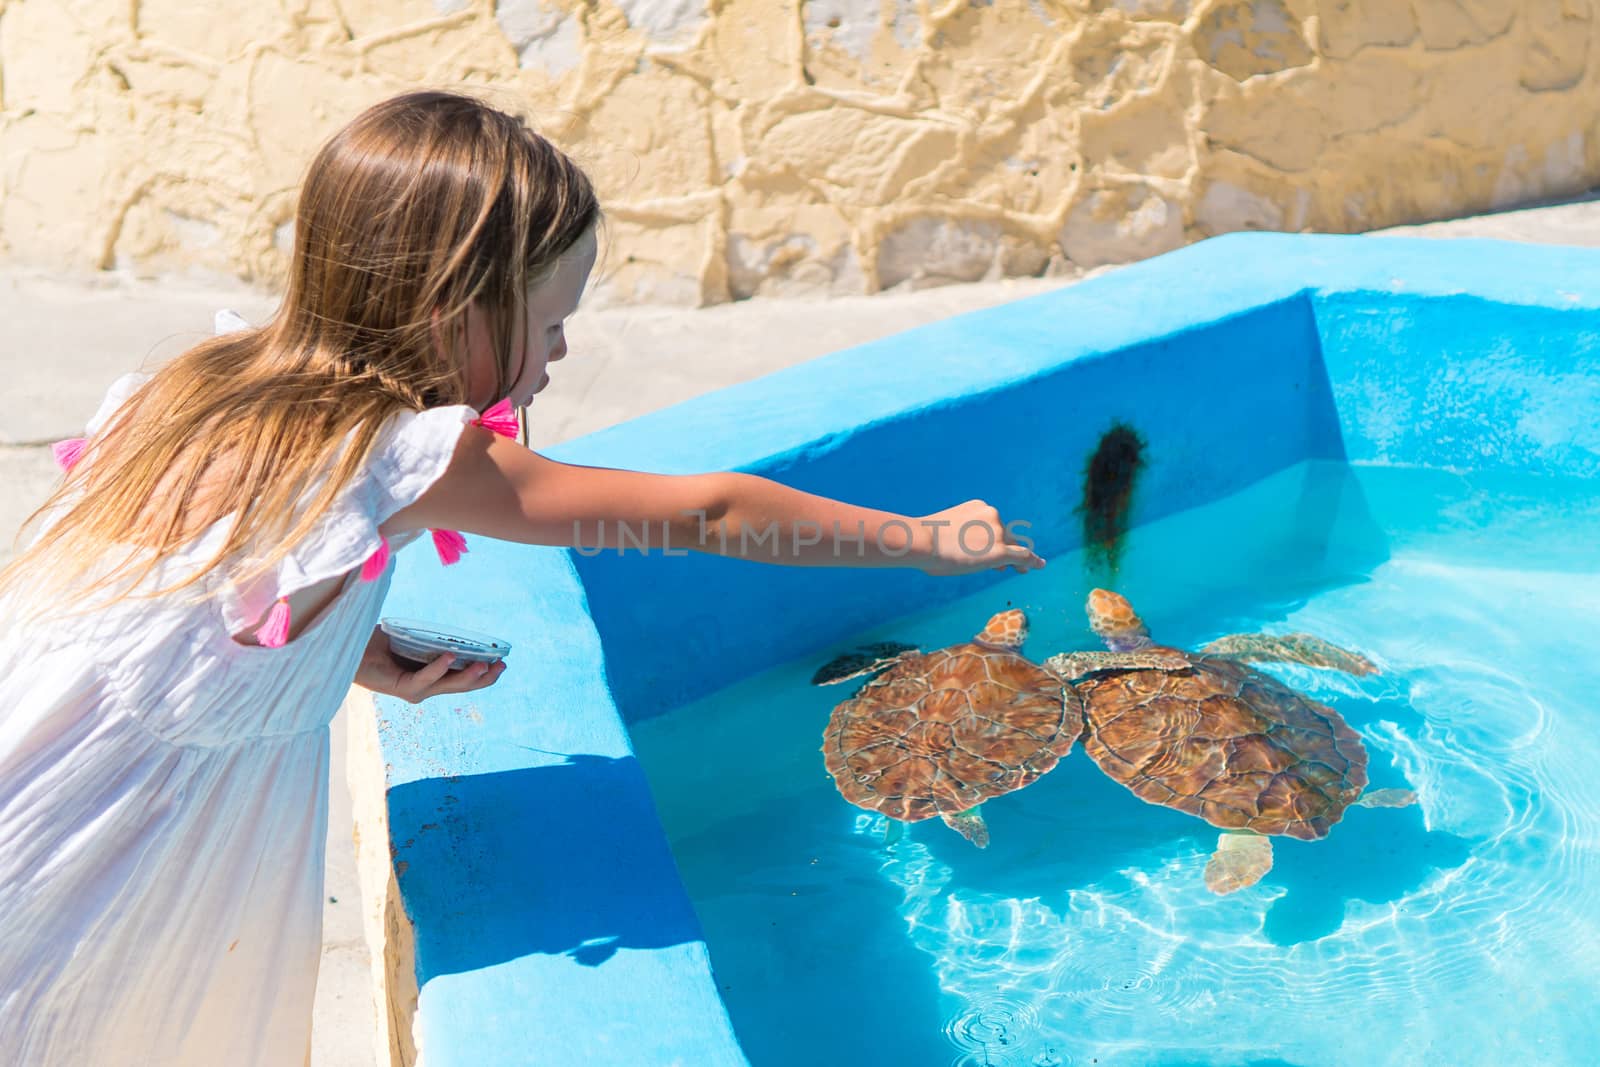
[{"left": 0, "top": 371, "right": 475, "bottom": 1065}]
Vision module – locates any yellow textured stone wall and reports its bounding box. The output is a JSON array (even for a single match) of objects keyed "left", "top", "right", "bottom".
[{"left": 1, "top": 0, "right": 1597, "bottom": 306}]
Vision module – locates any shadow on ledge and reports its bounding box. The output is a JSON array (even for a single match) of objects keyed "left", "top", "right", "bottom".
[{"left": 386, "top": 753, "right": 704, "bottom": 980}]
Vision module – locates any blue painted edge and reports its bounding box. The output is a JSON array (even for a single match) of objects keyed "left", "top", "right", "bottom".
[
  {"left": 540, "top": 233, "right": 1600, "bottom": 475},
  {"left": 371, "top": 232, "right": 1600, "bottom": 1065}
]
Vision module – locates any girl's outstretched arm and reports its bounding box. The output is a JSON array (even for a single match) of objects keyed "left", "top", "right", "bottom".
[{"left": 383, "top": 427, "right": 1043, "bottom": 576}]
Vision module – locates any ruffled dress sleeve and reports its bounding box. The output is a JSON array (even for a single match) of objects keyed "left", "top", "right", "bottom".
[{"left": 213, "top": 404, "right": 482, "bottom": 644}]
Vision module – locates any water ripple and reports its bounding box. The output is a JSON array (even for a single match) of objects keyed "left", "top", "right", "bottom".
[
  {"left": 943, "top": 993, "right": 1041, "bottom": 1066},
  {"left": 863, "top": 561, "right": 1600, "bottom": 1065}
]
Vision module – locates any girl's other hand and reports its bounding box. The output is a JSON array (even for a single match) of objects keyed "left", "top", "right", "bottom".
[
  {"left": 916, "top": 499, "right": 1046, "bottom": 577},
  {"left": 353, "top": 625, "right": 507, "bottom": 702}
]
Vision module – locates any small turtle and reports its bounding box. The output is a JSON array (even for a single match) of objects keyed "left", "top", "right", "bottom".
[
  {"left": 1044, "top": 589, "right": 1417, "bottom": 895},
  {"left": 815, "top": 609, "right": 1178, "bottom": 847}
]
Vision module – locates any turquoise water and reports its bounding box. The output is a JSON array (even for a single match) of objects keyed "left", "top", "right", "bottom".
[{"left": 629, "top": 461, "right": 1600, "bottom": 1067}]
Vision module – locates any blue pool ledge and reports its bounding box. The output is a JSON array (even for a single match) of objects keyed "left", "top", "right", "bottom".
[{"left": 358, "top": 231, "right": 1600, "bottom": 1065}]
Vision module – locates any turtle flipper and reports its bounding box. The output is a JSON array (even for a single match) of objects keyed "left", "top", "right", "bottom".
[
  {"left": 941, "top": 806, "right": 990, "bottom": 848},
  {"left": 1044, "top": 648, "right": 1189, "bottom": 683},
  {"left": 883, "top": 818, "right": 905, "bottom": 848},
  {"left": 1356, "top": 787, "right": 1417, "bottom": 808},
  {"left": 1200, "top": 633, "right": 1377, "bottom": 676},
  {"left": 1203, "top": 831, "right": 1273, "bottom": 895},
  {"left": 811, "top": 641, "right": 919, "bottom": 685}
]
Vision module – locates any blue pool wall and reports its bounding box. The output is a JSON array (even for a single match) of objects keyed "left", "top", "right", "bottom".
[{"left": 372, "top": 233, "right": 1600, "bottom": 1066}]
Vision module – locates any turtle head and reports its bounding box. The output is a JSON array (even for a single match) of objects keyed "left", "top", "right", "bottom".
[
  {"left": 1086, "top": 589, "right": 1152, "bottom": 651},
  {"left": 975, "top": 609, "right": 1028, "bottom": 650}
]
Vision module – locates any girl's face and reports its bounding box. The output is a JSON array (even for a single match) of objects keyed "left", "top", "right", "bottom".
[{"left": 464, "top": 227, "right": 597, "bottom": 411}]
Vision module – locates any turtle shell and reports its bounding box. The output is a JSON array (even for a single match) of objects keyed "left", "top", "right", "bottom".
[
  {"left": 1075, "top": 651, "right": 1369, "bottom": 840},
  {"left": 821, "top": 640, "right": 1081, "bottom": 823}
]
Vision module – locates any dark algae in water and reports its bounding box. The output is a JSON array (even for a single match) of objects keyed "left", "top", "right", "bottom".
[{"left": 1080, "top": 422, "right": 1146, "bottom": 574}]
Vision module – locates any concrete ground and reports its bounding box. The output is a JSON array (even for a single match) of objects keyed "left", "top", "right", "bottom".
[{"left": 1, "top": 192, "right": 1595, "bottom": 1066}]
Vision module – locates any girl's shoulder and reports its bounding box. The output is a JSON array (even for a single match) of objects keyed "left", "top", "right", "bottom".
[
  {"left": 324, "top": 389, "right": 499, "bottom": 510},
  {"left": 360, "top": 403, "right": 482, "bottom": 513}
]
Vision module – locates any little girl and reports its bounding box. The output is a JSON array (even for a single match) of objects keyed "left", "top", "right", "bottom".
[{"left": 0, "top": 91, "right": 1041, "bottom": 1065}]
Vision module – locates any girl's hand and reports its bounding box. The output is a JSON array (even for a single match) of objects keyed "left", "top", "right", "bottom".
[
  {"left": 915, "top": 499, "right": 1046, "bottom": 577},
  {"left": 353, "top": 625, "right": 507, "bottom": 702}
]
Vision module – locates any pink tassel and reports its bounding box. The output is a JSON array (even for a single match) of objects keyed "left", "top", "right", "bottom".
[
  {"left": 474, "top": 398, "right": 519, "bottom": 439},
  {"left": 359, "top": 536, "right": 391, "bottom": 581},
  {"left": 432, "top": 528, "right": 468, "bottom": 566},
  {"left": 52, "top": 437, "right": 87, "bottom": 471},
  {"left": 255, "top": 598, "right": 291, "bottom": 649}
]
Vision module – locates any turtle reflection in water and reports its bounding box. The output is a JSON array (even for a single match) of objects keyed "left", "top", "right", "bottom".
[
  {"left": 813, "top": 609, "right": 1178, "bottom": 847},
  {"left": 1046, "top": 589, "right": 1417, "bottom": 895}
]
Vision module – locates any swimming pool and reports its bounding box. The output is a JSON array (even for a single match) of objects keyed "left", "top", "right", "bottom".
[
  {"left": 631, "top": 459, "right": 1600, "bottom": 1065},
  {"left": 368, "top": 233, "right": 1600, "bottom": 1065}
]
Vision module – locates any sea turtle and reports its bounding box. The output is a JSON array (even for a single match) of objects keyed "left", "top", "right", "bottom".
[
  {"left": 814, "top": 609, "right": 1181, "bottom": 847},
  {"left": 1044, "top": 589, "right": 1417, "bottom": 895}
]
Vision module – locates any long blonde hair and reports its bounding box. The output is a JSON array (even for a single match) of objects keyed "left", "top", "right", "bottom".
[{"left": 1, "top": 90, "right": 599, "bottom": 617}]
